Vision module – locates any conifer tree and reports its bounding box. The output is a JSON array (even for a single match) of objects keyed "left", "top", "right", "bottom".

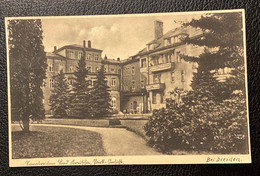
[
  {"left": 49, "top": 70, "right": 70, "bottom": 117},
  {"left": 70, "top": 56, "right": 90, "bottom": 118},
  {"left": 89, "top": 64, "right": 112, "bottom": 118},
  {"left": 183, "top": 12, "right": 245, "bottom": 100},
  {"left": 8, "top": 19, "right": 47, "bottom": 132}
]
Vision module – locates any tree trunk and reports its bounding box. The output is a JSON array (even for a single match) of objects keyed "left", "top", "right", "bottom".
[{"left": 22, "top": 117, "right": 30, "bottom": 132}]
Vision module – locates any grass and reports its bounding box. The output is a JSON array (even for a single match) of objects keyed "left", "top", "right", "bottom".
[
  {"left": 11, "top": 125, "right": 106, "bottom": 159},
  {"left": 120, "top": 119, "right": 149, "bottom": 140}
]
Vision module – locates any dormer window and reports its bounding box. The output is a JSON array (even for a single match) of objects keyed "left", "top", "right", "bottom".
[
  {"left": 86, "top": 53, "right": 91, "bottom": 60},
  {"left": 148, "top": 44, "right": 154, "bottom": 50},
  {"left": 79, "top": 52, "right": 83, "bottom": 59},
  {"left": 164, "top": 38, "right": 171, "bottom": 46},
  {"left": 141, "top": 58, "right": 147, "bottom": 68},
  {"left": 75, "top": 51, "right": 79, "bottom": 59},
  {"left": 94, "top": 54, "right": 99, "bottom": 61},
  {"left": 69, "top": 51, "right": 74, "bottom": 59}
]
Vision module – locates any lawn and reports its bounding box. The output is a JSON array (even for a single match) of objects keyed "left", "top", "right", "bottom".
[{"left": 11, "top": 125, "right": 106, "bottom": 159}]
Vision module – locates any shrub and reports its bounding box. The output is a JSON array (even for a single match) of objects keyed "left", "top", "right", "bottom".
[{"left": 144, "top": 91, "right": 248, "bottom": 154}]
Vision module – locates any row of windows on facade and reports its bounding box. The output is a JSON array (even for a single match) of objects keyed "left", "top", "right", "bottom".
[
  {"left": 45, "top": 77, "right": 117, "bottom": 88},
  {"left": 140, "top": 52, "right": 185, "bottom": 68},
  {"left": 66, "top": 50, "right": 99, "bottom": 61},
  {"left": 153, "top": 70, "right": 185, "bottom": 84},
  {"left": 147, "top": 34, "right": 186, "bottom": 51},
  {"left": 123, "top": 66, "right": 136, "bottom": 75},
  {"left": 48, "top": 64, "right": 121, "bottom": 74}
]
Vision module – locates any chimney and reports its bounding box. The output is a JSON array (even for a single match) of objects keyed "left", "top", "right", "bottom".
[
  {"left": 83, "top": 40, "right": 86, "bottom": 48},
  {"left": 54, "top": 46, "right": 57, "bottom": 52},
  {"left": 117, "top": 57, "right": 120, "bottom": 61},
  {"left": 154, "top": 20, "right": 163, "bottom": 40},
  {"left": 88, "top": 40, "right": 91, "bottom": 48},
  {"left": 104, "top": 55, "right": 107, "bottom": 60}
]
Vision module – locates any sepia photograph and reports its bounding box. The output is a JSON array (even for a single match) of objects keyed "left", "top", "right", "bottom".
[{"left": 6, "top": 9, "right": 251, "bottom": 167}]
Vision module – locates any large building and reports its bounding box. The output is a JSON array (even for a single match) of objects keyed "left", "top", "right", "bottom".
[{"left": 43, "top": 20, "right": 211, "bottom": 115}]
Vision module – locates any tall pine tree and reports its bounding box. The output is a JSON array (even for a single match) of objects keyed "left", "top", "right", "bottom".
[
  {"left": 70, "top": 56, "right": 90, "bottom": 118},
  {"left": 89, "top": 64, "right": 112, "bottom": 118},
  {"left": 8, "top": 19, "right": 47, "bottom": 132},
  {"left": 183, "top": 12, "right": 245, "bottom": 100},
  {"left": 49, "top": 70, "right": 70, "bottom": 117}
]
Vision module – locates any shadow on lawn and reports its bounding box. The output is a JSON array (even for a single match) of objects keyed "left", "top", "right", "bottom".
[{"left": 11, "top": 126, "right": 106, "bottom": 159}]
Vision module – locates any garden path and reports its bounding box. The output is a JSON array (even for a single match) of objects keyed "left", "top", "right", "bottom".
[{"left": 31, "top": 124, "right": 161, "bottom": 156}]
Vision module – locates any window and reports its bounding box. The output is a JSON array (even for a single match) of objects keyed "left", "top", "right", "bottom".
[
  {"left": 181, "top": 70, "right": 185, "bottom": 82},
  {"left": 112, "top": 78, "right": 116, "bottom": 86},
  {"left": 69, "top": 65, "right": 74, "bottom": 73},
  {"left": 111, "top": 68, "right": 115, "bottom": 72},
  {"left": 176, "top": 52, "right": 182, "bottom": 62},
  {"left": 94, "top": 54, "right": 99, "bottom": 61},
  {"left": 49, "top": 64, "right": 54, "bottom": 72},
  {"left": 86, "top": 53, "right": 91, "bottom": 60},
  {"left": 87, "top": 66, "right": 91, "bottom": 72},
  {"left": 153, "top": 57, "right": 159, "bottom": 65},
  {"left": 160, "top": 92, "right": 164, "bottom": 103},
  {"left": 90, "top": 78, "right": 96, "bottom": 86},
  {"left": 112, "top": 97, "right": 116, "bottom": 108},
  {"left": 132, "top": 81, "right": 135, "bottom": 91},
  {"left": 49, "top": 79, "right": 54, "bottom": 88},
  {"left": 153, "top": 73, "right": 161, "bottom": 84},
  {"left": 95, "top": 67, "right": 99, "bottom": 72},
  {"left": 75, "top": 51, "right": 78, "bottom": 59},
  {"left": 152, "top": 92, "right": 156, "bottom": 104},
  {"left": 69, "top": 79, "right": 73, "bottom": 85},
  {"left": 173, "top": 36, "right": 180, "bottom": 43},
  {"left": 104, "top": 67, "right": 107, "bottom": 73},
  {"left": 171, "top": 71, "right": 175, "bottom": 82},
  {"left": 130, "top": 102, "right": 133, "bottom": 109},
  {"left": 141, "top": 58, "right": 147, "bottom": 68},
  {"left": 164, "top": 38, "right": 171, "bottom": 46},
  {"left": 79, "top": 52, "right": 83, "bottom": 59},
  {"left": 69, "top": 51, "right": 74, "bottom": 59},
  {"left": 131, "top": 67, "right": 135, "bottom": 75},
  {"left": 141, "top": 80, "right": 145, "bottom": 88},
  {"left": 141, "top": 76, "right": 145, "bottom": 88},
  {"left": 87, "top": 80, "right": 92, "bottom": 86}
]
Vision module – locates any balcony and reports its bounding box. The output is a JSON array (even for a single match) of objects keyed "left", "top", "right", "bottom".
[
  {"left": 146, "top": 83, "right": 165, "bottom": 91},
  {"left": 150, "top": 62, "right": 175, "bottom": 73}
]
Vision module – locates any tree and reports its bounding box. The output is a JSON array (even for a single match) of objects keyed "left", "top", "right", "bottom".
[
  {"left": 49, "top": 70, "right": 70, "bottom": 117},
  {"left": 89, "top": 64, "right": 112, "bottom": 118},
  {"left": 144, "top": 13, "right": 249, "bottom": 154},
  {"left": 70, "top": 56, "right": 90, "bottom": 118},
  {"left": 8, "top": 19, "right": 47, "bottom": 132},
  {"left": 183, "top": 12, "right": 245, "bottom": 99}
]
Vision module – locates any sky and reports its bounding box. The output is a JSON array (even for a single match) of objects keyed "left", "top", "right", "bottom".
[{"left": 42, "top": 13, "right": 201, "bottom": 60}]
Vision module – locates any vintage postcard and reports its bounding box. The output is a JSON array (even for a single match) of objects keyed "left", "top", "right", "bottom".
[{"left": 6, "top": 9, "right": 251, "bottom": 167}]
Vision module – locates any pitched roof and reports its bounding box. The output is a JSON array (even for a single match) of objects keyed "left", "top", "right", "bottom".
[
  {"left": 135, "top": 26, "right": 202, "bottom": 56},
  {"left": 54, "top": 44, "right": 102, "bottom": 53}
]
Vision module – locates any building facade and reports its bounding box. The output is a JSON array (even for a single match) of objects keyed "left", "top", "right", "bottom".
[{"left": 43, "top": 20, "right": 208, "bottom": 115}]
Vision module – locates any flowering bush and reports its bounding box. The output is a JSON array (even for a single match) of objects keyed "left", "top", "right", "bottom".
[{"left": 144, "top": 90, "right": 248, "bottom": 154}]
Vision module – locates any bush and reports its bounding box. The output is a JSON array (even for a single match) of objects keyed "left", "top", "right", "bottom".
[{"left": 144, "top": 91, "right": 248, "bottom": 154}]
